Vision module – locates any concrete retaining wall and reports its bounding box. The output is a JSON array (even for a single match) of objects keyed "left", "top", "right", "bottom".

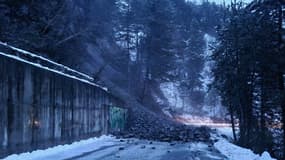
[{"left": 0, "top": 48, "right": 124, "bottom": 158}]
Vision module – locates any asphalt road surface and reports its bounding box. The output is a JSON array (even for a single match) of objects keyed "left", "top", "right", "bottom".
[{"left": 64, "top": 138, "right": 227, "bottom": 160}]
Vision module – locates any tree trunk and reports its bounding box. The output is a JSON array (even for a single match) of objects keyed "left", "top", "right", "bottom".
[
  {"left": 229, "top": 104, "right": 237, "bottom": 142},
  {"left": 278, "top": 2, "right": 285, "bottom": 157},
  {"left": 278, "top": 72, "right": 285, "bottom": 157},
  {"left": 260, "top": 73, "right": 266, "bottom": 152}
]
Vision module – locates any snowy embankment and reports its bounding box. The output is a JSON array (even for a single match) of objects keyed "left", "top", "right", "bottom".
[
  {"left": 213, "top": 128, "right": 276, "bottom": 160},
  {"left": 214, "top": 139, "right": 275, "bottom": 160},
  {"left": 3, "top": 136, "right": 115, "bottom": 160}
]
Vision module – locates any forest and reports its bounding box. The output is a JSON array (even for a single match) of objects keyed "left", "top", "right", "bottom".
[{"left": 212, "top": 1, "right": 285, "bottom": 158}]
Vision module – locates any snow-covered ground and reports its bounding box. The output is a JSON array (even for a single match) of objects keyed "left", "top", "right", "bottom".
[
  {"left": 214, "top": 139, "right": 275, "bottom": 160},
  {"left": 212, "top": 127, "right": 276, "bottom": 160},
  {"left": 2, "top": 129, "right": 277, "bottom": 160}
]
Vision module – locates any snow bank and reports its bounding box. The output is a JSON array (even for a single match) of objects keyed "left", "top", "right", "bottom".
[
  {"left": 215, "top": 127, "right": 235, "bottom": 139},
  {"left": 3, "top": 136, "right": 115, "bottom": 160},
  {"left": 214, "top": 139, "right": 276, "bottom": 160}
]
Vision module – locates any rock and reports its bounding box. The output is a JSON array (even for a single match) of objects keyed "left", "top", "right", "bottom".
[
  {"left": 118, "top": 147, "right": 124, "bottom": 150},
  {"left": 141, "top": 145, "right": 146, "bottom": 149},
  {"left": 112, "top": 107, "right": 211, "bottom": 143},
  {"left": 221, "top": 134, "right": 228, "bottom": 139},
  {"left": 162, "top": 137, "right": 171, "bottom": 142}
]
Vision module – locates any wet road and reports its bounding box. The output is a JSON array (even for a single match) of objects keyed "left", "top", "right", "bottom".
[{"left": 65, "top": 138, "right": 227, "bottom": 160}]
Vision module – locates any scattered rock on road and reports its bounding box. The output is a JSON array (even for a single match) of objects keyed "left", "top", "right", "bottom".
[{"left": 112, "top": 107, "right": 211, "bottom": 143}]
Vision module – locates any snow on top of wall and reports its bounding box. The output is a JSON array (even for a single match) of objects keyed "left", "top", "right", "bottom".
[
  {"left": 0, "top": 42, "right": 107, "bottom": 91},
  {"left": 0, "top": 42, "right": 94, "bottom": 81}
]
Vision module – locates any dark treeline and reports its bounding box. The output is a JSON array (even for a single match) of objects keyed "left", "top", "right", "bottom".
[
  {"left": 0, "top": 0, "right": 226, "bottom": 112},
  {"left": 212, "top": 0, "right": 285, "bottom": 159}
]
